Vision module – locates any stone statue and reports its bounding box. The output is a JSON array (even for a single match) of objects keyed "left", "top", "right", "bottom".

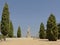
[{"left": 27, "top": 26, "right": 31, "bottom": 38}]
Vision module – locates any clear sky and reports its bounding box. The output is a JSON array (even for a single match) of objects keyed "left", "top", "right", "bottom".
[{"left": 0, "top": 0, "right": 60, "bottom": 37}]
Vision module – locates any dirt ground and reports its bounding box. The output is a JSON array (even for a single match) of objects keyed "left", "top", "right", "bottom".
[{"left": 0, "top": 38, "right": 60, "bottom": 45}]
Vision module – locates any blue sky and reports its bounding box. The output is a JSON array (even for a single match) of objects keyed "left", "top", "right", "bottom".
[{"left": 0, "top": 0, "right": 60, "bottom": 37}]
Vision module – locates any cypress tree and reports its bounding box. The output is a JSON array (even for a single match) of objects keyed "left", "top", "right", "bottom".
[
  {"left": 39, "top": 23, "right": 45, "bottom": 39},
  {"left": 57, "top": 23, "right": 60, "bottom": 39},
  {"left": 1, "top": 3, "right": 10, "bottom": 40},
  {"left": 17, "top": 26, "right": 21, "bottom": 37},
  {"left": 46, "top": 14, "right": 58, "bottom": 41},
  {"left": 0, "top": 22, "right": 1, "bottom": 32},
  {"left": 8, "top": 21, "right": 13, "bottom": 37}
]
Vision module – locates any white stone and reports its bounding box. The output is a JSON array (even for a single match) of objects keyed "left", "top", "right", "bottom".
[{"left": 26, "top": 26, "right": 31, "bottom": 38}]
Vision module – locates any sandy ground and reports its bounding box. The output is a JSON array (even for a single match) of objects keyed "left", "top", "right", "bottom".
[{"left": 0, "top": 38, "right": 60, "bottom": 45}]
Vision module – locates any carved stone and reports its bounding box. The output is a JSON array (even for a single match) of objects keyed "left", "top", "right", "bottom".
[{"left": 27, "top": 26, "right": 31, "bottom": 38}]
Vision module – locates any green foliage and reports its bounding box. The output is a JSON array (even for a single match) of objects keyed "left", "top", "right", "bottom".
[
  {"left": 0, "top": 22, "right": 1, "bottom": 32},
  {"left": 8, "top": 21, "right": 14, "bottom": 37},
  {"left": 1, "top": 3, "right": 10, "bottom": 41},
  {"left": 0, "top": 35, "right": 2, "bottom": 40},
  {"left": 57, "top": 23, "right": 60, "bottom": 39},
  {"left": 46, "top": 14, "right": 58, "bottom": 41},
  {"left": 39, "top": 23, "right": 45, "bottom": 39},
  {"left": 17, "top": 26, "right": 21, "bottom": 37}
]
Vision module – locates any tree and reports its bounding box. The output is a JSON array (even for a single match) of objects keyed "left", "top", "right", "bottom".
[
  {"left": 1, "top": 3, "right": 10, "bottom": 41},
  {"left": 39, "top": 23, "right": 45, "bottom": 39},
  {"left": 46, "top": 14, "right": 58, "bottom": 41},
  {"left": 57, "top": 23, "right": 60, "bottom": 39},
  {"left": 0, "top": 22, "right": 1, "bottom": 32},
  {"left": 8, "top": 21, "right": 14, "bottom": 37},
  {"left": 17, "top": 26, "right": 21, "bottom": 37}
]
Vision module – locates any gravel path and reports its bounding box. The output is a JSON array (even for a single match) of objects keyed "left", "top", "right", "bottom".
[{"left": 0, "top": 38, "right": 60, "bottom": 45}]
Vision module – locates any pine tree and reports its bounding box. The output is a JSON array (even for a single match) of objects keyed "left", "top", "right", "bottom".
[
  {"left": 8, "top": 21, "right": 13, "bottom": 37},
  {"left": 46, "top": 14, "right": 58, "bottom": 41},
  {"left": 1, "top": 3, "right": 10, "bottom": 41},
  {"left": 39, "top": 23, "right": 45, "bottom": 39},
  {"left": 57, "top": 23, "right": 60, "bottom": 39},
  {"left": 17, "top": 26, "right": 21, "bottom": 37}
]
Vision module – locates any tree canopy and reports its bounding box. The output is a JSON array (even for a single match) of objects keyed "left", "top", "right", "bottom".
[{"left": 46, "top": 14, "right": 58, "bottom": 41}]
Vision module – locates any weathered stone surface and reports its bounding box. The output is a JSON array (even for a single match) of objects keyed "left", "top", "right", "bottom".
[{"left": 27, "top": 26, "right": 31, "bottom": 38}]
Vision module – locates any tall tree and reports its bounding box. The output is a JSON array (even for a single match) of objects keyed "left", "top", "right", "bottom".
[
  {"left": 8, "top": 21, "right": 14, "bottom": 37},
  {"left": 39, "top": 23, "right": 45, "bottom": 39},
  {"left": 0, "top": 22, "right": 1, "bottom": 32},
  {"left": 46, "top": 14, "right": 58, "bottom": 41},
  {"left": 57, "top": 23, "right": 60, "bottom": 39},
  {"left": 1, "top": 3, "right": 10, "bottom": 41},
  {"left": 17, "top": 26, "right": 21, "bottom": 37}
]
